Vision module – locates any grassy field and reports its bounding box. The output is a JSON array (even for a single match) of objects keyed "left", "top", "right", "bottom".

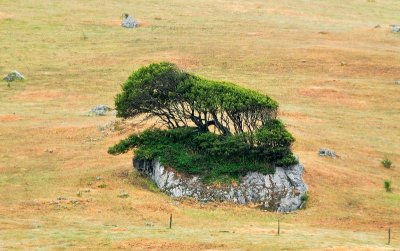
[{"left": 1, "top": 0, "right": 400, "bottom": 250}]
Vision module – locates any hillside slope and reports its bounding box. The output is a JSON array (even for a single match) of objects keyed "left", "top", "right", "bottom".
[{"left": 0, "top": 0, "right": 399, "bottom": 249}]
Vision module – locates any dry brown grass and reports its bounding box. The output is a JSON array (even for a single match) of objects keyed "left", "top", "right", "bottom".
[{"left": 0, "top": 0, "right": 399, "bottom": 249}]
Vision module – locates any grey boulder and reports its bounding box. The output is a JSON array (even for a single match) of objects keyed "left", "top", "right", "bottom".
[
  {"left": 3, "top": 70, "right": 25, "bottom": 82},
  {"left": 390, "top": 25, "right": 400, "bottom": 33},
  {"left": 122, "top": 14, "right": 139, "bottom": 28},
  {"left": 319, "top": 148, "right": 336, "bottom": 158},
  {"left": 90, "top": 105, "right": 112, "bottom": 116}
]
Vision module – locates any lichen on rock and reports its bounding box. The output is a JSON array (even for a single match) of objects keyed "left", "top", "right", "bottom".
[{"left": 133, "top": 158, "right": 308, "bottom": 212}]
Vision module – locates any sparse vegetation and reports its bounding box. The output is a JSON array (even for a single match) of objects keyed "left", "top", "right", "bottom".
[
  {"left": 384, "top": 180, "right": 392, "bottom": 192},
  {"left": 110, "top": 63, "right": 297, "bottom": 183},
  {"left": 381, "top": 156, "right": 393, "bottom": 169},
  {"left": 301, "top": 192, "right": 309, "bottom": 203},
  {"left": 97, "top": 183, "right": 107, "bottom": 188}
]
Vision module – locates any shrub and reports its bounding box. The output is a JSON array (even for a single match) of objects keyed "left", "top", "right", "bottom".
[
  {"left": 384, "top": 180, "right": 392, "bottom": 192},
  {"left": 300, "top": 192, "right": 309, "bottom": 208},
  {"left": 108, "top": 126, "right": 296, "bottom": 183},
  {"left": 381, "top": 157, "right": 392, "bottom": 169}
]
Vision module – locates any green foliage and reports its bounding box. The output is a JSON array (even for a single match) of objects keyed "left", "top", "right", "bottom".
[
  {"left": 381, "top": 156, "right": 392, "bottom": 169},
  {"left": 384, "top": 180, "right": 392, "bottom": 192},
  {"left": 114, "top": 62, "right": 278, "bottom": 135},
  {"left": 110, "top": 62, "right": 298, "bottom": 183},
  {"left": 301, "top": 192, "right": 309, "bottom": 202},
  {"left": 97, "top": 183, "right": 107, "bottom": 188},
  {"left": 108, "top": 124, "right": 297, "bottom": 183}
]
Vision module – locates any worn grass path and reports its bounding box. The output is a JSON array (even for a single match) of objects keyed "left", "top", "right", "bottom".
[{"left": 0, "top": 0, "right": 399, "bottom": 249}]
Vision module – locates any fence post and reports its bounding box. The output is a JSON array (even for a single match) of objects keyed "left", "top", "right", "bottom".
[
  {"left": 277, "top": 218, "right": 280, "bottom": 235},
  {"left": 169, "top": 214, "right": 172, "bottom": 229},
  {"left": 388, "top": 228, "right": 391, "bottom": 245}
]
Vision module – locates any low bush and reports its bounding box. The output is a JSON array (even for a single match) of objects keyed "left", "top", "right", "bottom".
[
  {"left": 108, "top": 124, "right": 297, "bottom": 183},
  {"left": 384, "top": 180, "right": 392, "bottom": 192},
  {"left": 381, "top": 157, "right": 392, "bottom": 169}
]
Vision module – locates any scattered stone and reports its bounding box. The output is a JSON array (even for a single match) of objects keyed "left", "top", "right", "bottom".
[
  {"left": 395, "top": 80, "right": 400, "bottom": 85},
  {"left": 3, "top": 70, "right": 25, "bottom": 82},
  {"left": 96, "top": 176, "right": 102, "bottom": 180},
  {"left": 319, "top": 148, "right": 336, "bottom": 158},
  {"left": 57, "top": 196, "right": 67, "bottom": 200},
  {"left": 301, "top": 59, "right": 307, "bottom": 63},
  {"left": 89, "top": 105, "right": 112, "bottom": 116},
  {"left": 134, "top": 158, "right": 308, "bottom": 212},
  {"left": 45, "top": 149, "right": 53, "bottom": 153},
  {"left": 82, "top": 189, "right": 91, "bottom": 193},
  {"left": 390, "top": 25, "right": 400, "bottom": 33},
  {"left": 117, "top": 192, "right": 129, "bottom": 198},
  {"left": 76, "top": 191, "right": 82, "bottom": 197},
  {"left": 340, "top": 61, "right": 346, "bottom": 66},
  {"left": 121, "top": 13, "right": 139, "bottom": 28},
  {"left": 374, "top": 24, "right": 381, "bottom": 28}
]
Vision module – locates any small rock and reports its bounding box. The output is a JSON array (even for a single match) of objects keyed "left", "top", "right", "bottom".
[
  {"left": 76, "top": 191, "right": 82, "bottom": 197},
  {"left": 319, "top": 148, "right": 336, "bottom": 158},
  {"left": 57, "top": 197, "right": 67, "bottom": 200},
  {"left": 45, "top": 149, "right": 53, "bottom": 153},
  {"left": 89, "top": 105, "right": 112, "bottom": 116},
  {"left": 301, "top": 59, "right": 307, "bottom": 63},
  {"left": 395, "top": 80, "right": 400, "bottom": 85},
  {"left": 374, "top": 24, "right": 381, "bottom": 28},
  {"left": 390, "top": 25, "right": 400, "bottom": 33},
  {"left": 121, "top": 13, "right": 139, "bottom": 28},
  {"left": 96, "top": 176, "right": 102, "bottom": 180},
  {"left": 117, "top": 192, "right": 129, "bottom": 198},
  {"left": 3, "top": 70, "right": 25, "bottom": 82},
  {"left": 340, "top": 61, "right": 346, "bottom": 66}
]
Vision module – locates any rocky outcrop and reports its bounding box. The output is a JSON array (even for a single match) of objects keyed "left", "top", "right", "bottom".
[{"left": 133, "top": 158, "right": 308, "bottom": 212}]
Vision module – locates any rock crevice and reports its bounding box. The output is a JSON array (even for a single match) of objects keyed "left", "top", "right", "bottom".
[{"left": 133, "top": 158, "right": 308, "bottom": 212}]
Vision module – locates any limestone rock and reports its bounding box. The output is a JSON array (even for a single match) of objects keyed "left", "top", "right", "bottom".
[
  {"left": 319, "top": 148, "right": 336, "bottom": 158},
  {"left": 390, "top": 25, "right": 400, "bottom": 33},
  {"left": 122, "top": 14, "right": 138, "bottom": 28},
  {"left": 3, "top": 70, "right": 25, "bottom": 82},
  {"left": 89, "top": 105, "right": 112, "bottom": 116},
  {"left": 133, "top": 158, "right": 308, "bottom": 212}
]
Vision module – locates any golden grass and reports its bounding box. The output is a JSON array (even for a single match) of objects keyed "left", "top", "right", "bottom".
[{"left": 0, "top": 0, "right": 399, "bottom": 249}]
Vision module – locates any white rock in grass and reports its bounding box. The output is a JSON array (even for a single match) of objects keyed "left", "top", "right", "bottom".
[{"left": 121, "top": 14, "right": 139, "bottom": 28}]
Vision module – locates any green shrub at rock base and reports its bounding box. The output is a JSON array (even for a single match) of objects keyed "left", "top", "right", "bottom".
[{"left": 108, "top": 125, "right": 297, "bottom": 183}]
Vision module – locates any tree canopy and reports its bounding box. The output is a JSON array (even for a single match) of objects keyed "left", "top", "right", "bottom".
[{"left": 115, "top": 62, "right": 278, "bottom": 138}]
